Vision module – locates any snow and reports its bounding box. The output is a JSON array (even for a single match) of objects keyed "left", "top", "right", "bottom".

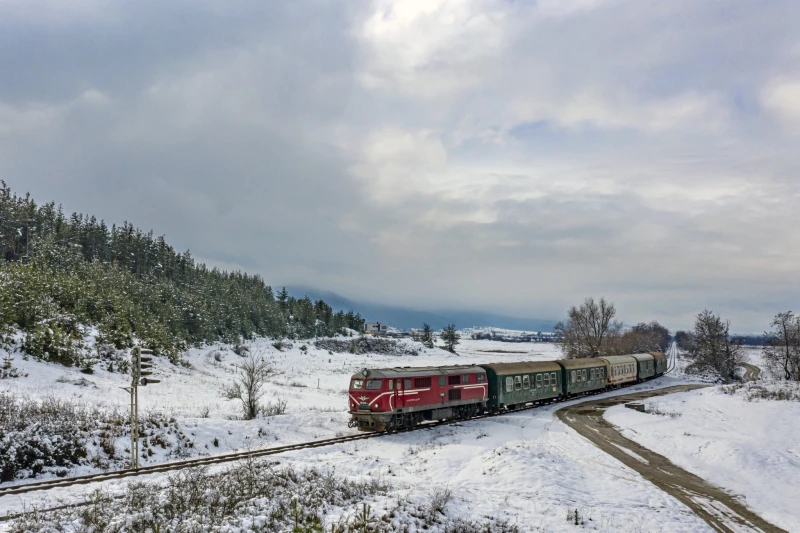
[
  {"left": 605, "top": 385, "right": 800, "bottom": 532},
  {"left": 1, "top": 336, "right": 793, "bottom": 531}
]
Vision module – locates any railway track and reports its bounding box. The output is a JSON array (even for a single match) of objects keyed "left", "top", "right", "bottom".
[
  {"left": 0, "top": 375, "right": 666, "bottom": 523},
  {"left": 0, "top": 432, "right": 378, "bottom": 499}
]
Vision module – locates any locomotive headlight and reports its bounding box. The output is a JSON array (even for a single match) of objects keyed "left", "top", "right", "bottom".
[{"left": 374, "top": 404, "right": 378, "bottom": 408}]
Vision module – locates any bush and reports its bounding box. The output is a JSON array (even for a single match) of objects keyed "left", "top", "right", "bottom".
[
  {"left": 721, "top": 381, "right": 800, "bottom": 402},
  {"left": 315, "top": 336, "right": 420, "bottom": 357},
  {"left": 7, "top": 462, "right": 389, "bottom": 532},
  {"left": 0, "top": 394, "right": 90, "bottom": 481},
  {"left": 0, "top": 355, "right": 26, "bottom": 379},
  {"left": 0, "top": 392, "right": 187, "bottom": 482},
  {"left": 21, "top": 320, "right": 86, "bottom": 367},
  {"left": 261, "top": 399, "right": 288, "bottom": 417}
]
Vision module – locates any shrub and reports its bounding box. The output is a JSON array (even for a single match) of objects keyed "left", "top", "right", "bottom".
[
  {"left": 0, "top": 355, "right": 26, "bottom": 379},
  {"left": 261, "top": 399, "right": 288, "bottom": 417},
  {"left": 315, "top": 337, "right": 420, "bottom": 357},
  {"left": 0, "top": 392, "right": 188, "bottom": 481},
  {"left": 7, "top": 462, "right": 390, "bottom": 532}
]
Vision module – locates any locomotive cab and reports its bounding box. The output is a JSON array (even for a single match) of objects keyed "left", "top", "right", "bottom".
[{"left": 348, "top": 377, "right": 391, "bottom": 413}]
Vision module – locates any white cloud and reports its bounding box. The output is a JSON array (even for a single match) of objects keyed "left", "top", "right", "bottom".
[
  {"left": 1, "top": 0, "right": 799, "bottom": 331},
  {"left": 762, "top": 77, "right": 800, "bottom": 128}
]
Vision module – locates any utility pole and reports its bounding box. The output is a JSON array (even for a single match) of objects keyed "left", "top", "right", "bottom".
[{"left": 122, "top": 346, "right": 160, "bottom": 469}]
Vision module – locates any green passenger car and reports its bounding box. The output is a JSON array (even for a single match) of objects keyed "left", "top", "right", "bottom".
[
  {"left": 482, "top": 361, "right": 562, "bottom": 410},
  {"left": 631, "top": 353, "right": 656, "bottom": 380},
  {"left": 555, "top": 359, "right": 608, "bottom": 395},
  {"left": 651, "top": 352, "right": 668, "bottom": 375}
]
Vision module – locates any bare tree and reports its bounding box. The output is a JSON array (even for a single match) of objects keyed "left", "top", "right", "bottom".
[
  {"left": 685, "top": 310, "right": 744, "bottom": 382},
  {"left": 763, "top": 311, "right": 800, "bottom": 381},
  {"left": 223, "top": 352, "right": 274, "bottom": 419},
  {"left": 555, "top": 297, "right": 622, "bottom": 358},
  {"left": 674, "top": 330, "right": 694, "bottom": 352},
  {"left": 610, "top": 321, "right": 671, "bottom": 354}
]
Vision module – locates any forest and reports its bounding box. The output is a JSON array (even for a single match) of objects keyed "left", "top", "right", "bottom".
[{"left": 0, "top": 182, "right": 364, "bottom": 369}]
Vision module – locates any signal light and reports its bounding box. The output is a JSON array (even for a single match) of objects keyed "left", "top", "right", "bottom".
[{"left": 131, "top": 347, "right": 158, "bottom": 386}]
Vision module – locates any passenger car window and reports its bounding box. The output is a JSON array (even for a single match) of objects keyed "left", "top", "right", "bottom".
[
  {"left": 506, "top": 377, "right": 513, "bottom": 392},
  {"left": 366, "top": 380, "right": 382, "bottom": 390},
  {"left": 543, "top": 373, "right": 550, "bottom": 387},
  {"left": 514, "top": 376, "right": 522, "bottom": 391},
  {"left": 536, "top": 374, "right": 543, "bottom": 387},
  {"left": 523, "top": 375, "right": 530, "bottom": 390},
  {"left": 582, "top": 369, "right": 587, "bottom": 381},
  {"left": 551, "top": 372, "right": 557, "bottom": 385},
  {"left": 351, "top": 379, "right": 363, "bottom": 390}
]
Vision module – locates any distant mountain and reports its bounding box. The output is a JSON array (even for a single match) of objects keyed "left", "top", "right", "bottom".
[{"left": 286, "top": 286, "right": 559, "bottom": 332}]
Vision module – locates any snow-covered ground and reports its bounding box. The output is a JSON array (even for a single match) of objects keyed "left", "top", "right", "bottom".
[
  {"left": 606, "top": 381, "right": 800, "bottom": 532},
  {"left": 2, "top": 337, "right": 797, "bottom": 531},
  {"left": 0, "top": 337, "right": 568, "bottom": 475}
]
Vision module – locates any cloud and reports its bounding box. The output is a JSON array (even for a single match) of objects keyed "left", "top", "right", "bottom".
[
  {"left": 762, "top": 78, "right": 800, "bottom": 129},
  {"left": 1, "top": 0, "right": 799, "bottom": 332}
]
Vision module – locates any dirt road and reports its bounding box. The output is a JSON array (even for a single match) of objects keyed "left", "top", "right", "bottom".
[
  {"left": 740, "top": 363, "right": 761, "bottom": 381},
  {"left": 557, "top": 385, "right": 786, "bottom": 533}
]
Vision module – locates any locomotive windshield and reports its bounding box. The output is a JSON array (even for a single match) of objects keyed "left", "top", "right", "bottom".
[
  {"left": 365, "top": 380, "right": 383, "bottom": 390},
  {"left": 351, "top": 379, "right": 364, "bottom": 389}
]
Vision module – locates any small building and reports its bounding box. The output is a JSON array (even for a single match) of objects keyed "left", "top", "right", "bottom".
[{"left": 364, "top": 322, "right": 389, "bottom": 335}]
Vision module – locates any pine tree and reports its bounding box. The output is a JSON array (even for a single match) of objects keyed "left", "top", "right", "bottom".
[
  {"left": 421, "top": 323, "right": 434, "bottom": 348},
  {"left": 440, "top": 324, "right": 460, "bottom": 353},
  {"left": 0, "top": 184, "right": 363, "bottom": 363}
]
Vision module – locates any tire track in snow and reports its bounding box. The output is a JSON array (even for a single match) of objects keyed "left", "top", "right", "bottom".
[{"left": 556, "top": 385, "right": 786, "bottom": 533}]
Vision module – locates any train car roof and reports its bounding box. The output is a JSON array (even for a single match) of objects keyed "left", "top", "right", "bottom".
[
  {"left": 600, "top": 355, "right": 638, "bottom": 365},
  {"left": 649, "top": 352, "right": 667, "bottom": 359},
  {"left": 630, "top": 353, "right": 656, "bottom": 362},
  {"left": 555, "top": 358, "right": 608, "bottom": 369},
  {"left": 350, "top": 365, "right": 485, "bottom": 379},
  {"left": 480, "top": 361, "right": 562, "bottom": 375}
]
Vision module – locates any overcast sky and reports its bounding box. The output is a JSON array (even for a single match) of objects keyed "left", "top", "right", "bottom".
[{"left": 2, "top": 1, "right": 799, "bottom": 332}]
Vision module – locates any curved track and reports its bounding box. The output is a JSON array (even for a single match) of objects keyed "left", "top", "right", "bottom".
[{"left": 557, "top": 385, "right": 785, "bottom": 533}]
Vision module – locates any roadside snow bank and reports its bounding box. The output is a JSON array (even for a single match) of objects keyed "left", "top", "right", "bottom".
[{"left": 605, "top": 385, "right": 800, "bottom": 532}]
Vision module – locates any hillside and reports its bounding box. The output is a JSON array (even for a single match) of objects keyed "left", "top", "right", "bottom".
[{"left": 0, "top": 183, "right": 364, "bottom": 369}]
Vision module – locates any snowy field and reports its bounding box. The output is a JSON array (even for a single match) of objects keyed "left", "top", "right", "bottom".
[
  {"left": 606, "top": 380, "right": 800, "bottom": 532},
  {"left": 1, "top": 337, "right": 797, "bottom": 531},
  {"left": 0, "top": 337, "right": 571, "bottom": 475}
]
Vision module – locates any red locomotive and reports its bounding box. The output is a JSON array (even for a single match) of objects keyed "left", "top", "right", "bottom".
[{"left": 347, "top": 365, "right": 488, "bottom": 432}]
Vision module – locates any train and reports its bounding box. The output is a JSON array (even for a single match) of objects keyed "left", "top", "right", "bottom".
[{"left": 348, "top": 352, "right": 667, "bottom": 432}]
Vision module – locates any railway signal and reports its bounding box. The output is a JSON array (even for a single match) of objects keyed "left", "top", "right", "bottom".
[{"left": 122, "top": 346, "right": 161, "bottom": 469}]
